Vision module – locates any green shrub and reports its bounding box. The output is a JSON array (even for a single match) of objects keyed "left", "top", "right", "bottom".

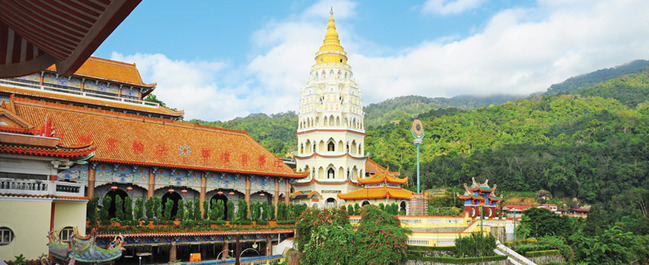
[
  {"left": 455, "top": 233, "right": 496, "bottom": 257},
  {"left": 176, "top": 199, "right": 184, "bottom": 220},
  {"left": 100, "top": 196, "right": 112, "bottom": 221},
  {"left": 226, "top": 200, "right": 235, "bottom": 221},
  {"left": 122, "top": 196, "right": 132, "bottom": 220},
  {"left": 525, "top": 250, "right": 561, "bottom": 258},
  {"left": 145, "top": 197, "right": 154, "bottom": 220}
]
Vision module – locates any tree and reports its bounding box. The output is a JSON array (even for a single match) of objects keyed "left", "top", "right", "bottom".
[
  {"left": 269, "top": 203, "right": 275, "bottom": 221},
  {"left": 184, "top": 199, "right": 193, "bottom": 220},
  {"left": 226, "top": 200, "right": 235, "bottom": 221},
  {"left": 134, "top": 198, "right": 144, "bottom": 220},
  {"left": 176, "top": 199, "right": 185, "bottom": 220},
  {"left": 455, "top": 233, "right": 496, "bottom": 257},
  {"left": 163, "top": 199, "right": 173, "bottom": 220},
  {"left": 351, "top": 205, "right": 410, "bottom": 264},
  {"left": 114, "top": 195, "right": 124, "bottom": 220},
  {"left": 100, "top": 196, "right": 112, "bottom": 221},
  {"left": 193, "top": 197, "right": 201, "bottom": 220},
  {"left": 124, "top": 196, "right": 133, "bottom": 221},
  {"left": 145, "top": 198, "right": 154, "bottom": 220},
  {"left": 569, "top": 226, "right": 635, "bottom": 264},
  {"left": 347, "top": 204, "right": 355, "bottom": 215},
  {"left": 236, "top": 200, "right": 248, "bottom": 221},
  {"left": 294, "top": 207, "right": 349, "bottom": 252},
  {"left": 154, "top": 197, "right": 162, "bottom": 220},
  {"left": 86, "top": 196, "right": 99, "bottom": 225}
]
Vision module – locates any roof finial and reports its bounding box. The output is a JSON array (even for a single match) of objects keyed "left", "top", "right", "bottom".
[{"left": 330, "top": 6, "right": 333, "bottom": 16}]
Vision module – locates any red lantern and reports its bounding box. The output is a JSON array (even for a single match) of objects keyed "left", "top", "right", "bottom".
[
  {"left": 181, "top": 189, "right": 187, "bottom": 193},
  {"left": 168, "top": 188, "right": 174, "bottom": 193},
  {"left": 126, "top": 186, "right": 133, "bottom": 191},
  {"left": 110, "top": 186, "right": 118, "bottom": 190},
  {"left": 228, "top": 191, "right": 235, "bottom": 196},
  {"left": 259, "top": 193, "right": 265, "bottom": 197},
  {"left": 217, "top": 191, "right": 224, "bottom": 195}
]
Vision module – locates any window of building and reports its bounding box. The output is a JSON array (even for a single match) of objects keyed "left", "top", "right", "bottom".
[
  {"left": 0, "top": 227, "right": 14, "bottom": 246},
  {"left": 326, "top": 198, "right": 337, "bottom": 209},
  {"left": 328, "top": 168, "right": 335, "bottom": 179},
  {"left": 327, "top": 141, "right": 335, "bottom": 152},
  {"left": 60, "top": 226, "right": 74, "bottom": 242}
]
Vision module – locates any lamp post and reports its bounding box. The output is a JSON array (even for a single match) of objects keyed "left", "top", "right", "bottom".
[
  {"left": 478, "top": 202, "right": 484, "bottom": 233},
  {"left": 410, "top": 120, "right": 425, "bottom": 194},
  {"left": 513, "top": 210, "right": 517, "bottom": 242}
]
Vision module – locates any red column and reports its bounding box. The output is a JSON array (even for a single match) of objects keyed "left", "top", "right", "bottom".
[
  {"left": 148, "top": 167, "right": 156, "bottom": 199},
  {"left": 87, "top": 164, "right": 96, "bottom": 199},
  {"left": 200, "top": 172, "right": 206, "bottom": 216},
  {"left": 245, "top": 176, "right": 251, "bottom": 218},
  {"left": 266, "top": 235, "right": 272, "bottom": 256},
  {"left": 284, "top": 179, "right": 290, "bottom": 204},
  {"left": 273, "top": 178, "right": 279, "bottom": 219}
]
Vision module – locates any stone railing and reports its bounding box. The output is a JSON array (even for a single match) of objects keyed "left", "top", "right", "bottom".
[
  {"left": 0, "top": 78, "right": 159, "bottom": 107},
  {"left": 0, "top": 177, "right": 85, "bottom": 198}
]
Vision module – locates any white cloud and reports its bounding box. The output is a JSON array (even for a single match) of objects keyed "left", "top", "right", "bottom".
[
  {"left": 110, "top": 0, "right": 649, "bottom": 122},
  {"left": 110, "top": 52, "right": 249, "bottom": 121},
  {"left": 421, "top": 0, "right": 486, "bottom": 15},
  {"left": 353, "top": 0, "right": 649, "bottom": 103}
]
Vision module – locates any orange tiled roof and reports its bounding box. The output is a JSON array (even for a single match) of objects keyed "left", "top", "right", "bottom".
[
  {"left": 357, "top": 173, "right": 408, "bottom": 185},
  {"left": 0, "top": 193, "right": 89, "bottom": 201},
  {"left": 46, "top": 57, "right": 155, "bottom": 88},
  {"left": 0, "top": 142, "right": 96, "bottom": 159},
  {"left": 365, "top": 158, "right": 400, "bottom": 175},
  {"left": 97, "top": 229, "right": 294, "bottom": 238},
  {"left": 291, "top": 178, "right": 360, "bottom": 187},
  {"left": 1, "top": 86, "right": 184, "bottom": 117},
  {"left": 337, "top": 187, "right": 414, "bottom": 200},
  {"left": 11, "top": 97, "right": 307, "bottom": 178}
]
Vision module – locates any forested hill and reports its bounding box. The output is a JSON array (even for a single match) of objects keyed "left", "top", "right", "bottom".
[
  {"left": 366, "top": 70, "right": 649, "bottom": 208},
  {"left": 544, "top": 59, "right": 649, "bottom": 95},
  {"left": 363, "top": 94, "right": 524, "bottom": 128}
]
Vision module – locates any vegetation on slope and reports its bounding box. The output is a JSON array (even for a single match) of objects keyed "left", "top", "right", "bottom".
[{"left": 544, "top": 59, "right": 649, "bottom": 95}]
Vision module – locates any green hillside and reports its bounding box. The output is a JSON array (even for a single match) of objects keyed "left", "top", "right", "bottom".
[
  {"left": 363, "top": 94, "right": 524, "bottom": 128},
  {"left": 544, "top": 59, "right": 649, "bottom": 95}
]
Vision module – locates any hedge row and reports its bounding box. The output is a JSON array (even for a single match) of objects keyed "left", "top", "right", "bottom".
[
  {"left": 408, "top": 245, "right": 457, "bottom": 252},
  {"left": 524, "top": 250, "right": 561, "bottom": 258},
  {"left": 406, "top": 254, "right": 508, "bottom": 264}
]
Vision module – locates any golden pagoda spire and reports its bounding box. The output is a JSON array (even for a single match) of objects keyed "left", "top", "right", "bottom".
[{"left": 315, "top": 8, "right": 348, "bottom": 65}]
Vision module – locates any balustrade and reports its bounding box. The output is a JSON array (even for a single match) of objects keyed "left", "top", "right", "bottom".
[{"left": 0, "top": 177, "right": 84, "bottom": 197}]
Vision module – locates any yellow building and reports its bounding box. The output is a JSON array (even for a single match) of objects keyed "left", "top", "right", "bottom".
[{"left": 0, "top": 118, "right": 92, "bottom": 261}]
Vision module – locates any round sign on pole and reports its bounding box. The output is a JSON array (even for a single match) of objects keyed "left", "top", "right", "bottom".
[{"left": 412, "top": 119, "right": 423, "bottom": 136}]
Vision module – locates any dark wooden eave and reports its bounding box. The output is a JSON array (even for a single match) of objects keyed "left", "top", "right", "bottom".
[{"left": 0, "top": 0, "right": 141, "bottom": 78}]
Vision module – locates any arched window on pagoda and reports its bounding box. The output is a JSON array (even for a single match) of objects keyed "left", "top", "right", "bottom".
[
  {"left": 327, "top": 141, "right": 335, "bottom": 152},
  {"left": 327, "top": 168, "right": 335, "bottom": 179}
]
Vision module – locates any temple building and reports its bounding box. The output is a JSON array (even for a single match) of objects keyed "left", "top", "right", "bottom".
[
  {"left": 458, "top": 178, "right": 502, "bottom": 218},
  {"left": 0, "top": 57, "right": 306, "bottom": 261},
  {"left": 337, "top": 161, "right": 413, "bottom": 213},
  {"left": 291, "top": 11, "right": 416, "bottom": 212}
]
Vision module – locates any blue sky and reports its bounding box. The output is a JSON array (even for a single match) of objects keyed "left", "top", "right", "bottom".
[{"left": 94, "top": 0, "right": 649, "bottom": 121}]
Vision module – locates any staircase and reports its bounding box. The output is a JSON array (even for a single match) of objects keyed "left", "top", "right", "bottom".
[{"left": 494, "top": 241, "right": 536, "bottom": 265}]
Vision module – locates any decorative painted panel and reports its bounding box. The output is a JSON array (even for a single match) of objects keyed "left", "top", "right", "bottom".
[
  {"left": 205, "top": 173, "right": 246, "bottom": 191},
  {"left": 250, "top": 175, "right": 271, "bottom": 193},
  {"left": 94, "top": 163, "right": 147, "bottom": 187},
  {"left": 122, "top": 87, "right": 139, "bottom": 97},
  {"left": 42, "top": 74, "right": 81, "bottom": 88},
  {"left": 58, "top": 164, "right": 89, "bottom": 184},
  {"left": 154, "top": 169, "right": 201, "bottom": 190},
  {"left": 14, "top": 73, "right": 40, "bottom": 82},
  {"left": 84, "top": 80, "right": 119, "bottom": 94}
]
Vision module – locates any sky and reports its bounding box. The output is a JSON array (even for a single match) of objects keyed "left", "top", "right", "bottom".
[{"left": 94, "top": 0, "right": 649, "bottom": 121}]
